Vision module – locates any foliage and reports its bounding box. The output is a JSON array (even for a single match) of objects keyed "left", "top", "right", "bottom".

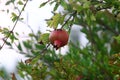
[{"left": 0, "top": 0, "right": 120, "bottom": 80}]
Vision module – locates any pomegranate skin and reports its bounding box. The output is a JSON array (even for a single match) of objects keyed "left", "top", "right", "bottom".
[
  {"left": 76, "top": 76, "right": 83, "bottom": 80},
  {"left": 49, "top": 29, "right": 69, "bottom": 50}
]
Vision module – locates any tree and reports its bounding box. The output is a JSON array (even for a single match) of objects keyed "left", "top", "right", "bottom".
[{"left": 0, "top": 0, "right": 120, "bottom": 80}]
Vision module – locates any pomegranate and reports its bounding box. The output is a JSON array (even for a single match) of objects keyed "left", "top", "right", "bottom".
[
  {"left": 76, "top": 76, "right": 83, "bottom": 80},
  {"left": 49, "top": 29, "right": 69, "bottom": 50}
]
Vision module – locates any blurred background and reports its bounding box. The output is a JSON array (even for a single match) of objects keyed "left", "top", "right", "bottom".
[{"left": 0, "top": 0, "right": 52, "bottom": 73}]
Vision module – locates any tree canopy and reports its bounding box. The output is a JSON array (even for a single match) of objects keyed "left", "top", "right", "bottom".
[{"left": 0, "top": 0, "right": 120, "bottom": 80}]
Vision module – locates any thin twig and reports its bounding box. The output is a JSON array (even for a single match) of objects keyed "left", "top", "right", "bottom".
[
  {"left": 68, "top": 12, "right": 77, "bottom": 31},
  {"left": 40, "top": 43, "right": 50, "bottom": 54},
  {"left": 27, "top": 43, "right": 51, "bottom": 62},
  {"left": 61, "top": 11, "right": 77, "bottom": 29},
  {"left": 0, "top": 0, "right": 29, "bottom": 50},
  {"left": 87, "top": 26, "right": 98, "bottom": 53}
]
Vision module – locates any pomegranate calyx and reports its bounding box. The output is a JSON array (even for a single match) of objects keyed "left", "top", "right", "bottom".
[
  {"left": 53, "top": 40, "right": 62, "bottom": 50},
  {"left": 55, "top": 29, "right": 62, "bottom": 31}
]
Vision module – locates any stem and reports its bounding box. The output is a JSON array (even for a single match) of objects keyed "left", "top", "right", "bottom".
[
  {"left": 0, "top": 0, "right": 29, "bottom": 50},
  {"left": 40, "top": 43, "right": 50, "bottom": 54},
  {"left": 28, "top": 43, "right": 50, "bottom": 61}
]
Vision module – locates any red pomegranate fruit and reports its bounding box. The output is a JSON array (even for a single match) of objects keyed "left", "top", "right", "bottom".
[
  {"left": 76, "top": 76, "right": 83, "bottom": 80},
  {"left": 49, "top": 29, "right": 69, "bottom": 50}
]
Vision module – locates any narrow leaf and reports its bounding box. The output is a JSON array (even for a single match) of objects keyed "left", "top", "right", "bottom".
[
  {"left": 38, "top": 33, "right": 50, "bottom": 45},
  {"left": 53, "top": 3, "right": 59, "bottom": 11},
  {"left": 17, "top": 0, "right": 23, "bottom": 5},
  {"left": 5, "top": 1, "right": 12, "bottom": 5},
  {"left": 47, "top": 13, "right": 65, "bottom": 29},
  {"left": 18, "top": 43, "right": 22, "bottom": 51},
  {"left": 39, "top": 2, "right": 47, "bottom": 8}
]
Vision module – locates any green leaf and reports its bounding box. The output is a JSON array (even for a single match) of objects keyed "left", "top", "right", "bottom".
[
  {"left": 5, "top": 41, "right": 12, "bottom": 46},
  {"left": 18, "top": 43, "right": 22, "bottom": 51},
  {"left": 49, "top": 69, "right": 57, "bottom": 77},
  {"left": 38, "top": 33, "right": 50, "bottom": 45},
  {"left": 30, "top": 56, "right": 41, "bottom": 65},
  {"left": 70, "top": 2, "right": 83, "bottom": 12},
  {"left": 12, "top": 12, "right": 17, "bottom": 16},
  {"left": 35, "top": 44, "right": 45, "bottom": 49},
  {"left": 12, "top": 17, "right": 17, "bottom": 22},
  {"left": 0, "top": 28, "right": 2, "bottom": 32},
  {"left": 83, "top": 1, "right": 91, "bottom": 9},
  {"left": 7, "top": 9, "right": 9, "bottom": 13},
  {"left": 5, "top": 0, "right": 15, "bottom": 5},
  {"left": 53, "top": 3, "right": 59, "bottom": 11},
  {"left": 29, "top": 33, "right": 35, "bottom": 37},
  {"left": 11, "top": 0, "right": 15, "bottom": 3},
  {"left": 90, "top": 14, "right": 96, "bottom": 21},
  {"left": 5, "top": 1, "right": 12, "bottom": 5},
  {"left": 9, "top": 33, "right": 18, "bottom": 43},
  {"left": 39, "top": 2, "right": 47, "bottom": 8},
  {"left": 47, "top": 13, "right": 65, "bottom": 29},
  {"left": 60, "top": 0, "right": 71, "bottom": 11},
  {"left": 2, "top": 28, "right": 9, "bottom": 37},
  {"left": 114, "top": 35, "right": 120, "bottom": 44},
  {"left": 11, "top": 12, "right": 18, "bottom": 22},
  {"left": 23, "top": 40, "right": 32, "bottom": 49},
  {"left": 18, "top": 70, "right": 25, "bottom": 78},
  {"left": 10, "top": 34, "right": 15, "bottom": 43},
  {"left": 17, "top": 0, "right": 23, "bottom": 5}
]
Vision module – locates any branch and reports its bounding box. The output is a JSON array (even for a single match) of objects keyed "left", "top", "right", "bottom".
[
  {"left": 98, "top": 20, "right": 119, "bottom": 36},
  {"left": 61, "top": 11, "right": 77, "bottom": 29},
  {"left": 25, "top": 43, "right": 51, "bottom": 64},
  {"left": 40, "top": 43, "right": 50, "bottom": 54},
  {"left": 0, "top": 0, "right": 29, "bottom": 50},
  {"left": 86, "top": 26, "right": 98, "bottom": 53}
]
